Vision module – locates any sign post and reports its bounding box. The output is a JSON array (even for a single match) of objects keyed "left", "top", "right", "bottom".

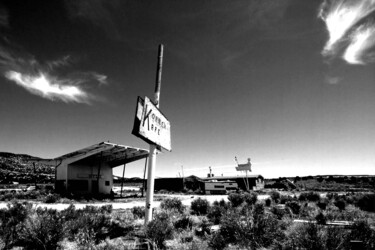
[
  {"left": 132, "top": 44, "right": 171, "bottom": 224},
  {"left": 235, "top": 157, "right": 252, "bottom": 191},
  {"left": 145, "top": 44, "right": 164, "bottom": 224}
]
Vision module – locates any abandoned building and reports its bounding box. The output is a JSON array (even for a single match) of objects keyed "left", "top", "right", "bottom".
[
  {"left": 154, "top": 174, "right": 264, "bottom": 193},
  {"left": 38, "top": 142, "right": 149, "bottom": 195}
]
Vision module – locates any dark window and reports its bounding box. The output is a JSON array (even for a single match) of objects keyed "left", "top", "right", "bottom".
[
  {"left": 214, "top": 185, "right": 225, "bottom": 188},
  {"left": 69, "top": 180, "right": 88, "bottom": 191},
  {"left": 105, "top": 181, "right": 110, "bottom": 186}
]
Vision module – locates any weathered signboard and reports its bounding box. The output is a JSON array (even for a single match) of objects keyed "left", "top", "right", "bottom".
[
  {"left": 235, "top": 158, "right": 252, "bottom": 171},
  {"left": 132, "top": 96, "right": 171, "bottom": 151},
  {"left": 235, "top": 164, "right": 251, "bottom": 171}
]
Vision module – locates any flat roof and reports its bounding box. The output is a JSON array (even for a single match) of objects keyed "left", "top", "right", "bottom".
[
  {"left": 30, "top": 142, "right": 149, "bottom": 167},
  {"left": 204, "top": 175, "right": 263, "bottom": 181}
]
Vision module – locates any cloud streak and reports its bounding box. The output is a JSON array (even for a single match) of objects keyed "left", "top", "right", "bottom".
[
  {"left": 0, "top": 3, "right": 108, "bottom": 104},
  {"left": 5, "top": 71, "right": 89, "bottom": 103},
  {"left": 0, "top": 47, "right": 107, "bottom": 104},
  {"left": 319, "top": 0, "right": 375, "bottom": 64}
]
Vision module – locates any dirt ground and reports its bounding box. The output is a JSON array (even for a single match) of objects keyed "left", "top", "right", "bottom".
[{"left": 0, "top": 193, "right": 270, "bottom": 211}]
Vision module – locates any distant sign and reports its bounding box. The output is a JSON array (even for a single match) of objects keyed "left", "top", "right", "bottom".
[
  {"left": 132, "top": 96, "right": 171, "bottom": 151},
  {"left": 235, "top": 159, "right": 251, "bottom": 171},
  {"left": 236, "top": 164, "right": 251, "bottom": 171}
]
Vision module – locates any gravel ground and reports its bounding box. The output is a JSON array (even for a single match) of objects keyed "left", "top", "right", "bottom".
[{"left": 0, "top": 193, "right": 270, "bottom": 211}]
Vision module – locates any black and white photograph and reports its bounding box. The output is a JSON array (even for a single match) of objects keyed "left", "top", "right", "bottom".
[{"left": 0, "top": 0, "right": 374, "bottom": 249}]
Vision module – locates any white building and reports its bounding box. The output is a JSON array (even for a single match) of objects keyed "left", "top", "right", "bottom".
[{"left": 39, "top": 142, "right": 148, "bottom": 195}]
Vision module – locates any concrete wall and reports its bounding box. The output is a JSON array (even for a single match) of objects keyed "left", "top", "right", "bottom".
[
  {"left": 55, "top": 160, "right": 113, "bottom": 195},
  {"left": 68, "top": 162, "right": 113, "bottom": 194}
]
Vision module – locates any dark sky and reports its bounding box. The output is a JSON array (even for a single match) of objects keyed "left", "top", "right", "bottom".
[{"left": 1, "top": 0, "right": 375, "bottom": 178}]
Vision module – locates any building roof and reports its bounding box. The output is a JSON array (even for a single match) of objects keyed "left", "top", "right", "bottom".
[
  {"left": 30, "top": 142, "right": 149, "bottom": 167},
  {"left": 204, "top": 175, "right": 263, "bottom": 181}
]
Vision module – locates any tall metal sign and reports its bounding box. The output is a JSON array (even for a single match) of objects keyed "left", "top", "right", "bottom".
[
  {"left": 132, "top": 44, "right": 171, "bottom": 224},
  {"left": 235, "top": 157, "right": 252, "bottom": 191}
]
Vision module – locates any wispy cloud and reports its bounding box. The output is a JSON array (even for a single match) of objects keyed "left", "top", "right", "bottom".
[
  {"left": 0, "top": 3, "right": 107, "bottom": 105},
  {"left": 0, "top": 45, "right": 107, "bottom": 104},
  {"left": 5, "top": 71, "right": 89, "bottom": 103},
  {"left": 319, "top": 0, "right": 375, "bottom": 64}
]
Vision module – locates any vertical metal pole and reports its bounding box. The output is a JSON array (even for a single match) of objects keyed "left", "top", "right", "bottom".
[
  {"left": 120, "top": 163, "right": 126, "bottom": 197},
  {"left": 142, "top": 157, "right": 148, "bottom": 197},
  {"left": 145, "top": 44, "right": 164, "bottom": 224}
]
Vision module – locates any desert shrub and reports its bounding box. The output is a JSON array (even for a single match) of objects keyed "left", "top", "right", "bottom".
[
  {"left": 265, "top": 198, "right": 272, "bottom": 207},
  {"left": 145, "top": 211, "right": 175, "bottom": 249},
  {"left": 109, "top": 211, "right": 135, "bottom": 239},
  {"left": 213, "top": 199, "right": 229, "bottom": 209},
  {"left": 93, "top": 237, "right": 136, "bottom": 250},
  {"left": 44, "top": 193, "right": 60, "bottom": 203},
  {"left": 160, "top": 197, "right": 185, "bottom": 213},
  {"left": 208, "top": 232, "right": 227, "bottom": 250},
  {"left": 271, "top": 206, "right": 287, "bottom": 220},
  {"left": 283, "top": 223, "right": 324, "bottom": 250},
  {"left": 62, "top": 205, "right": 113, "bottom": 243},
  {"left": 280, "top": 194, "right": 294, "bottom": 204},
  {"left": 195, "top": 218, "right": 212, "bottom": 238},
  {"left": 344, "top": 220, "right": 375, "bottom": 249},
  {"left": 131, "top": 206, "right": 145, "bottom": 219},
  {"left": 269, "top": 190, "right": 280, "bottom": 203},
  {"left": 315, "top": 212, "right": 326, "bottom": 225},
  {"left": 316, "top": 200, "right": 328, "bottom": 210},
  {"left": 174, "top": 215, "right": 193, "bottom": 230},
  {"left": 0, "top": 201, "right": 31, "bottom": 248},
  {"left": 207, "top": 200, "right": 229, "bottom": 224},
  {"left": 356, "top": 193, "right": 375, "bottom": 212},
  {"left": 19, "top": 208, "right": 64, "bottom": 250},
  {"left": 334, "top": 198, "right": 346, "bottom": 211},
  {"left": 213, "top": 203, "right": 285, "bottom": 249},
  {"left": 299, "top": 203, "right": 319, "bottom": 219},
  {"left": 324, "top": 204, "right": 341, "bottom": 221},
  {"left": 286, "top": 200, "right": 300, "bottom": 215},
  {"left": 299, "top": 191, "right": 320, "bottom": 202},
  {"left": 227, "top": 192, "right": 244, "bottom": 207},
  {"left": 322, "top": 226, "right": 348, "bottom": 249},
  {"left": 190, "top": 198, "right": 210, "bottom": 215},
  {"left": 244, "top": 191, "right": 258, "bottom": 205}
]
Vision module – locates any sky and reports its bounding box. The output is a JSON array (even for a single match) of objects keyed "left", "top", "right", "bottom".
[{"left": 0, "top": 0, "right": 375, "bottom": 178}]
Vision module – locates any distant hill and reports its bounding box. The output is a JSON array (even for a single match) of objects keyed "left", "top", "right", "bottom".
[
  {"left": 0, "top": 152, "right": 54, "bottom": 185},
  {"left": 265, "top": 175, "right": 375, "bottom": 191}
]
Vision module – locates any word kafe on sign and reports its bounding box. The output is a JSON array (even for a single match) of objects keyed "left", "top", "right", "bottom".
[
  {"left": 132, "top": 96, "right": 171, "bottom": 151},
  {"left": 143, "top": 106, "right": 167, "bottom": 135}
]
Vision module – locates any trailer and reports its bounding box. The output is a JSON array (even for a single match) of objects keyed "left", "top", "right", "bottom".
[{"left": 202, "top": 180, "right": 238, "bottom": 194}]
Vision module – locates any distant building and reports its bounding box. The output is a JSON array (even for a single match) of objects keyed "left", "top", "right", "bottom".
[
  {"left": 153, "top": 174, "right": 264, "bottom": 193},
  {"left": 202, "top": 180, "right": 238, "bottom": 194},
  {"left": 204, "top": 175, "right": 265, "bottom": 191},
  {"left": 35, "top": 142, "right": 148, "bottom": 195}
]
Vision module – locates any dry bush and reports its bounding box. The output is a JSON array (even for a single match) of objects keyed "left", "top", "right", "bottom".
[
  {"left": 209, "top": 203, "right": 285, "bottom": 249},
  {"left": 19, "top": 208, "right": 64, "bottom": 250},
  {"left": 160, "top": 197, "right": 185, "bottom": 214},
  {"left": 190, "top": 198, "right": 210, "bottom": 215},
  {"left": 145, "top": 210, "right": 175, "bottom": 249}
]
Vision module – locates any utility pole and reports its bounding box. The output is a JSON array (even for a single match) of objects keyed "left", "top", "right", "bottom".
[
  {"left": 145, "top": 44, "right": 164, "bottom": 224},
  {"left": 120, "top": 163, "right": 126, "bottom": 197},
  {"left": 142, "top": 157, "right": 148, "bottom": 197}
]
